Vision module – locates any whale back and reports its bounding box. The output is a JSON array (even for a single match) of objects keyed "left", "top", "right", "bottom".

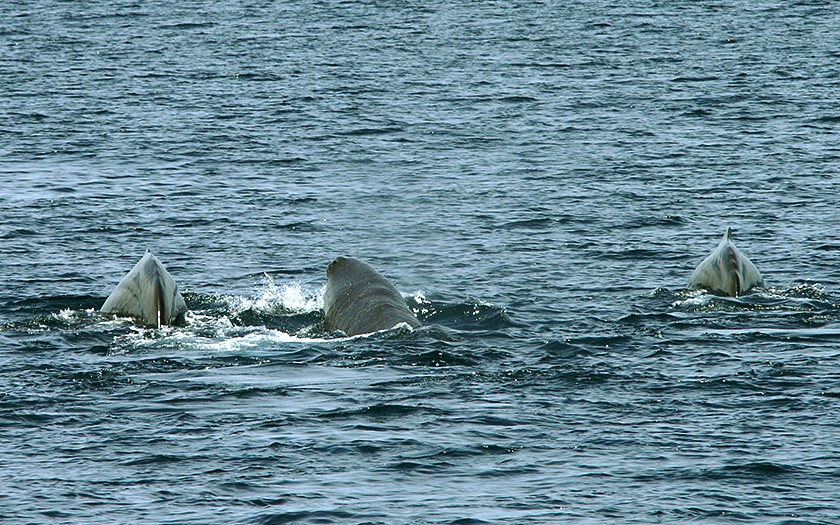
[
  {"left": 688, "top": 228, "right": 764, "bottom": 297},
  {"left": 324, "top": 256, "right": 421, "bottom": 336},
  {"left": 101, "top": 251, "right": 187, "bottom": 327}
]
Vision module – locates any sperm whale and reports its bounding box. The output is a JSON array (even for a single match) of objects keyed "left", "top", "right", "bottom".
[{"left": 323, "top": 256, "right": 421, "bottom": 336}]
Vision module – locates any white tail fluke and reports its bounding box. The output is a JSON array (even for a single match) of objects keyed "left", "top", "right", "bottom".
[
  {"left": 688, "top": 227, "right": 764, "bottom": 297},
  {"left": 101, "top": 251, "right": 188, "bottom": 327}
]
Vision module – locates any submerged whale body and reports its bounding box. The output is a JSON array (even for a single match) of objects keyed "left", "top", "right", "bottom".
[
  {"left": 688, "top": 227, "right": 764, "bottom": 297},
  {"left": 101, "top": 251, "right": 188, "bottom": 327},
  {"left": 323, "top": 256, "right": 421, "bottom": 336}
]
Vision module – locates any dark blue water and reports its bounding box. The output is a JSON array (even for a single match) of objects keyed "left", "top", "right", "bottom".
[{"left": 2, "top": 1, "right": 840, "bottom": 523}]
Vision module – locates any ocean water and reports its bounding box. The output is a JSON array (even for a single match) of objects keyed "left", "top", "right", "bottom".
[{"left": 2, "top": 1, "right": 840, "bottom": 523}]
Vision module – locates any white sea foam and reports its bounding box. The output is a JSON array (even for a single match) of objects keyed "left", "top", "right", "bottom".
[{"left": 225, "top": 274, "right": 323, "bottom": 315}]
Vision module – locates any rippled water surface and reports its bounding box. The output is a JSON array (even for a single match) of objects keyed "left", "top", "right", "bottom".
[{"left": 2, "top": 1, "right": 840, "bottom": 523}]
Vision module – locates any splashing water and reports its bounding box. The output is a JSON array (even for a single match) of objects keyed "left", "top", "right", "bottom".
[{"left": 224, "top": 274, "right": 323, "bottom": 316}]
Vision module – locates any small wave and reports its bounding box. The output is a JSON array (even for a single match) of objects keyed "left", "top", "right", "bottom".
[
  {"left": 512, "top": 61, "right": 572, "bottom": 68},
  {"left": 120, "top": 453, "right": 192, "bottom": 467},
  {"left": 409, "top": 295, "right": 517, "bottom": 331},
  {"left": 158, "top": 21, "right": 215, "bottom": 30},
  {"left": 811, "top": 115, "right": 840, "bottom": 123},
  {"left": 672, "top": 285, "right": 838, "bottom": 313},
  {"left": 631, "top": 461, "right": 802, "bottom": 486},
  {"left": 707, "top": 461, "right": 802, "bottom": 480},
  {"left": 537, "top": 340, "right": 592, "bottom": 360},
  {"left": 338, "top": 126, "right": 404, "bottom": 136},
  {"left": 598, "top": 248, "right": 664, "bottom": 260},
  {"left": 318, "top": 403, "right": 441, "bottom": 422},
  {"left": 67, "top": 368, "right": 129, "bottom": 390},
  {"left": 496, "top": 217, "right": 559, "bottom": 231},
  {"left": 398, "top": 349, "right": 478, "bottom": 367},
  {"left": 385, "top": 459, "right": 455, "bottom": 474},
  {"left": 699, "top": 327, "right": 840, "bottom": 343},
  {"left": 275, "top": 220, "right": 325, "bottom": 232},
  {"left": 234, "top": 72, "right": 285, "bottom": 82},
  {"left": 1, "top": 304, "right": 119, "bottom": 337},
  {"left": 253, "top": 510, "right": 359, "bottom": 525},
  {"left": 2, "top": 295, "right": 102, "bottom": 318},
  {"left": 498, "top": 95, "right": 538, "bottom": 103},
  {"left": 618, "top": 215, "right": 686, "bottom": 229},
  {"left": 670, "top": 75, "right": 721, "bottom": 83}
]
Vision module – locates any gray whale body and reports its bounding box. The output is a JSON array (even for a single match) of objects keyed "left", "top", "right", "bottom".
[
  {"left": 101, "top": 251, "right": 188, "bottom": 327},
  {"left": 323, "top": 256, "right": 421, "bottom": 336},
  {"left": 688, "top": 227, "right": 764, "bottom": 297}
]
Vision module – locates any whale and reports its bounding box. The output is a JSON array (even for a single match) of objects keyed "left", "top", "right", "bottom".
[
  {"left": 101, "top": 251, "right": 188, "bottom": 327},
  {"left": 688, "top": 227, "right": 764, "bottom": 297},
  {"left": 323, "top": 256, "right": 421, "bottom": 336}
]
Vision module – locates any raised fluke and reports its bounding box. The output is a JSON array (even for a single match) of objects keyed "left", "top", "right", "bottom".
[
  {"left": 688, "top": 227, "right": 764, "bottom": 297},
  {"left": 323, "top": 256, "right": 421, "bottom": 336},
  {"left": 101, "top": 251, "right": 188, "bottom": 327}
]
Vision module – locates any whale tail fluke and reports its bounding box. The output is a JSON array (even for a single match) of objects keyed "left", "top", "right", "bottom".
[
  {"left": 722, "top": 238, "right": 743, "bottom": 296},
  {"left": 729, "top": 266, "right": 742, "bottom": 297},
  {"left": 688, "top": 227, "right": 764, "bottom": 297},
  {"left": 101, "top": 251, "right": 187, "bottom": 328}
]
